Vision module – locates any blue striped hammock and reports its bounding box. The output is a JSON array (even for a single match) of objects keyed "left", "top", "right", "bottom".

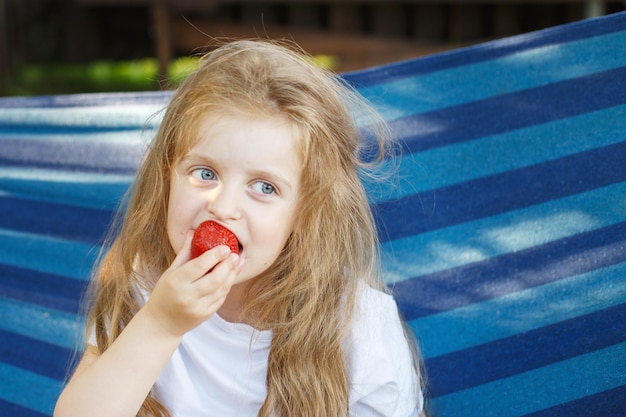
[{"left": 1, "top": 11, "right": 625, "bottom": 417}]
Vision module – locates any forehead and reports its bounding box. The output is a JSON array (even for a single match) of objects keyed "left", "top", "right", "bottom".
[
  {"left": 180, "top": 108, "right": 300, "bottom": 150},
  {"left": 185, "top": 111, "right": 303, "bottom": 182},
  {"left": 194, "top": 109, "right": 297, "bottom": 148}
]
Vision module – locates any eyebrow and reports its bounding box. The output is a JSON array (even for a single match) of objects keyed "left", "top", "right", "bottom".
[
  {"left": 250, "top": 168, "right": 297, "bottom": 193},
  {"left": 180, "top": 153, "right": 212, "bottom": 165}
]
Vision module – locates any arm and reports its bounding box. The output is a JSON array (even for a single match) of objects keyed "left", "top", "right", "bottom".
[
  {"left": 54, "top": 307, "right": 182, "bottom": 417},
  {"left": 54, "top": 234, "right": 242, "bottom": 417}
]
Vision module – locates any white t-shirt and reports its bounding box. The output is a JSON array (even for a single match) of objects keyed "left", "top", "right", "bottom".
[
  {"left": 154, "top": 284, "right": 423, "bottom": 417},
  {"left": 91, "top": 285, "right": 423, "bottom": 416}
]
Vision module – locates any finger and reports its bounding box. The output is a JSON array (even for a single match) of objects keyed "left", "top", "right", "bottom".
[
  {"left": 220, "top": 252, "right": 243, "bottom": 275},
  {"left": 169, "top": 230, "right": 194, "bottom": 270},
  {"left": 200, "top": 292, "right": 231, "bottom": 319},
  {"left": 194, "top": 252, "right": 241, "bottom": 296},
  {"left": 185, "top": 245, "right": 232, "bottom": 281},
  {"left": 197, "top": 275, "right": 237, "bottom": 316}
]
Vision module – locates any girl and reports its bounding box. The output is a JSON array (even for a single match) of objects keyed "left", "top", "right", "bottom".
[{"left": 54, "top": 40, "right": 425, "bottom": 417}]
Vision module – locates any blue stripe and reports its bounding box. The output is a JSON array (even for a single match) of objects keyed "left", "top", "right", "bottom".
[
  {"left": 521, "top": 385, "right": 626, "bottom": 417},
  {"left": 343, "top": 12, "right": 626, "bottom": 86},
  {"left": 0, "top": 168, "right": 132, "bottom": 210},
  {"left": 425, "top": 302, "right": 626, "bottom": 397},
  {"left": 382, "top": 181, "right": 626, "bottom": 283},
  {"left": 355, "top": 31, "right": 626, "bottom": 120},
  {"left": 430, "top": 341, "right": 626, "bottom": 417},
  {"left": 393, "top": 220, "right": 626, "bottom": 320},
  {"left": 388, "top": 66, "right": 626, "bottom": 154},
  {"left": 0, "top": 195, "right": 114, "bottom": 244},
  {"left": 0, "top": 399, "right": 49, "bottom": 417},
  {"left": 366, "top": 104, "right": 626, "bottom": 203},
  {"left": 0, "top": 329, "right": 73, "bottom": 381},
  {"left": 0, "top": 362, "right": 63, "bottom": 415},
  {"left": 0, "top": 263, "right": 87, "bottom": 313},
  {"left": 0, "top": 229, "right": 98, "bottom": 280},
  {"left": 0, "top": 137, "right": 143, "bottom": 175},
  {"left": 375, "top": 141, "right": 626, "bottom": 242},
  {"left": 410, "top": 261, "right": 626, "bottom": 358},
  {"left": 0, "top": 296, "right": 83, "bottom": 349}
]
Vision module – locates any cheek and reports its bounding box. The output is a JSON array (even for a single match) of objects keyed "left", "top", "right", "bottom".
[
  {"left": 166, "top": 184, "right": 188, "bottom": 254},
  {"left": 270, "top": 207, "right": 298, "bottom": 252},
  {"left": 165, "top": 205, "right": 182, "bottom": 254}
]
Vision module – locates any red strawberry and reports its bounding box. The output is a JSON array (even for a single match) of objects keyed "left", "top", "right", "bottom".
[{"left": 191, "top": 221, "right": 240, "bottom": 258}]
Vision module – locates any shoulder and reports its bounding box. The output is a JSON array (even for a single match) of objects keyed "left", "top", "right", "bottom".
[
  {"left": 348, "top": 283, "right": 404, "bottom": 346},
  {"left": 345, "top": 284, "right": 423, "bottom": 417}
]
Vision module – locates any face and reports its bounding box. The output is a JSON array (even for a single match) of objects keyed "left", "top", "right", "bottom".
[{"left": 167, "top": 111, "right": 301, "bottom": 286}]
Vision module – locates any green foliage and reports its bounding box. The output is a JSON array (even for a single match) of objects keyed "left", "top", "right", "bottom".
[
  {"left": 5, "top": 57, "right": 200, "bottom": 96},
  {"left": 4, "top": 53, "right": 336, "bottom": 97},
  {"left": 167, "top": 57, "right": 200, "bottom": 85}
]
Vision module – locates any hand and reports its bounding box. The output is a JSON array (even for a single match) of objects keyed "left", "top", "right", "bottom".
[{"left": 144, "top": 231, "right": 242, "bottom": 338}]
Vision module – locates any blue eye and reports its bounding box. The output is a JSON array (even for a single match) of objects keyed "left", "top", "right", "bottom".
[
  {"left": 192, "top": 168, "right": 216, "bottom": 181},
  {"left": 252, "top": 181, "right": 276, "bottom": 195}
]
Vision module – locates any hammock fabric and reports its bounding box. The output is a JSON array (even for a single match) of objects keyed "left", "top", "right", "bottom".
[{"left": 1, "top": 11, "right": 625, "bottom": 417}]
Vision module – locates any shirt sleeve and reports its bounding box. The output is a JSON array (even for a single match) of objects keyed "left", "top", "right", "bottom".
[{"left": 346, "top": 285, "right": 424, "bottom": 417}]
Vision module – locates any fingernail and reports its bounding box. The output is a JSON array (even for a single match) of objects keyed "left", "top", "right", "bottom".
[{"left": 229, "top": 253, "right": 244, "bottom": 270}]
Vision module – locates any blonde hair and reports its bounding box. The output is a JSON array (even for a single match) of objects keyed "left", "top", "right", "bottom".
[{"left": 86, "top": 39, "right": 421, "bottom": 417}]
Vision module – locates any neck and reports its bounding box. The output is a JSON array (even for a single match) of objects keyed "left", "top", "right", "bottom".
[{"left": 217, "top": 282, "right": 248, "bottom": 324}]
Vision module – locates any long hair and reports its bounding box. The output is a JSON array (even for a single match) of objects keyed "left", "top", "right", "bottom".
[{"left": 85, "top": 39, "right": 420, "bottom": 417}]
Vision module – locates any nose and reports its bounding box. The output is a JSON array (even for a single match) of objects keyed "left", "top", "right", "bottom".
[{"left": 206, "top": 183, "right": 242, "bottom": 221}]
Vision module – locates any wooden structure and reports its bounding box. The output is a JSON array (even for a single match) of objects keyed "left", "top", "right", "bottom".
[
  {"left": 76, "top": 0, "right": 612, "bottom": 78},
  {"left": 0, "top": 1, "right": 619, "bottom": 92}
]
